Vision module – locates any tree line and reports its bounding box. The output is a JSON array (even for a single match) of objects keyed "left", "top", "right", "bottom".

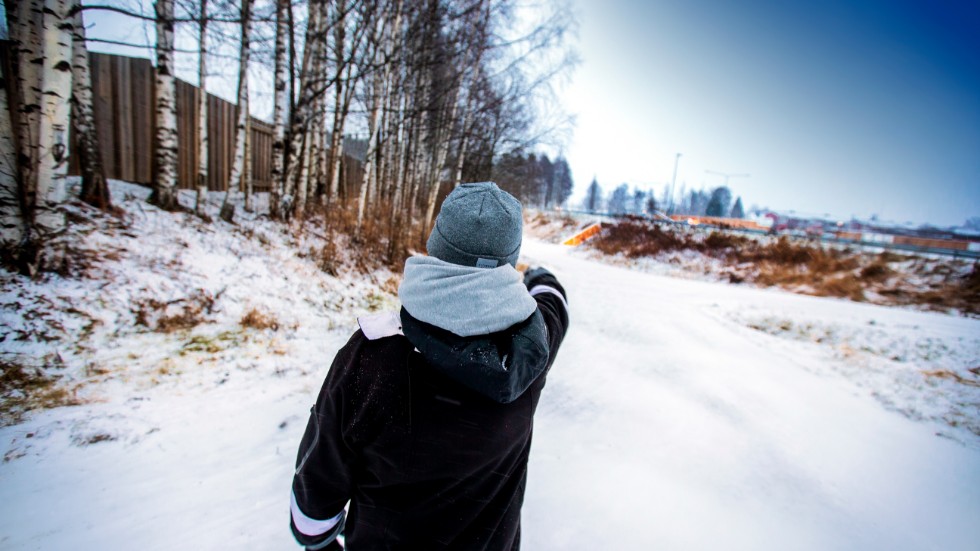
[
  {"left": 582, "top": 178, "right": 746, "bottom": 219},
  {"left": 0, "top": 0, "right": 574, "bottom": 274}
]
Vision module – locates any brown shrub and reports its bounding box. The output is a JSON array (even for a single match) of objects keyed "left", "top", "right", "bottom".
[
  {"left": 1, "top": 360, "right": 84, "bottom": 427},
  {"left": 593, "top": 221, "right": 688, "bottom": 257},
  {"left": 745, "top": 237, "right": 812, "bottom": 265},
  {"left": 588, "top": 219, "right": 978, "bottom": 314},
  {"left": 962, "top": 263, "right": 980, "bottom": 303},
  {"left": 859, "top": 262, "right": 893, "bottom": 281},
  {"left": 240, "top": 308, "right": 280, "bottom": 331},
  {"left": 133, "top": 289, "right": 217, "bottom": 332},
  {"left": 814, "top": 274, "right": 866, "bottom": 301},
  {"left": 702, "top": 231, "right": 750, "bottom": 253},
  {"left": 922, "top": 369, "right": 980, "bottom": 388},
  {"left": 299, "top": 199, "right": 412, "bottom": 274}
]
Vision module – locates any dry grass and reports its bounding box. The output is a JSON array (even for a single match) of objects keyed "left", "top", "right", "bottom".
[
  {"left": 133, "top": 289, "right": 219, "bottom": 332},
  {"left": 922, "top": 369, "right": 980, "bottom": 388},
  {"left": 293, "top": 198, "right": 415, "bottom": 276},
  {"left": 240, "top": 307, "right": 280, "bottom": 331},
  {"left": 1, "top": 359, "right": 84, "bottom": 427},
  {"left": 525, "top": 211, "right": 580, "bottom": 242},
  {"left": 589, "top": 219, "right": 980, "bottom": 313}
]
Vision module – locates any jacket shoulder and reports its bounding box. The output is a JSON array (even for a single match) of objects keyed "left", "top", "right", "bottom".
[{"left": 357, "top": 311, "right": 404, "bottom": 340}]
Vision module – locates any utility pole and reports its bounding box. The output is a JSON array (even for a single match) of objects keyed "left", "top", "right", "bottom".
[
  {"left": 705, "top": 169, "right": 750, "bottom": 187},
  {"left": 668, "top": 152, "right": 682, "bottom": 214}
]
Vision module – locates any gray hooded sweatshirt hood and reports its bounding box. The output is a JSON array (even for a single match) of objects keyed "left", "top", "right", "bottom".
[{"left": 398, "top": 255, "right": 537, "bottom": 337}]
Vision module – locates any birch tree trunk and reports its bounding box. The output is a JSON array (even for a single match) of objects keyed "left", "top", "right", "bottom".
[
  {"left": 0, "top": 42, "right": 25, "bottom": 255},
  {"left": 69, "top": 0, "right": 111, "bottom": 210},
  {"left": 324, "top": 0, "right": 347, "bottom": 204},
  {"left": 294, "top": 133, "right": 311, "bottom": 215},
  {"left": 421, "top": 89, "right": 459, "bottom": 237},
  {"left": 221, "top": 0, "right": 252, "bottom": 223},
  {"left": 284, "top": 0, "right": 325, "bottom": 219},
  {"left": 32, "top": 0, "right": 74, "bottom": 270},
  {"left": 194, "top": 0, "right": 209, "bottom": 217},
  {"left": 243, "top": 109, "right": 252, "bottom": 212},
  {"left": 150, "top": 0, "right": 179, "bottom": 211},
  {"left": 9, "top": 0, "right": 42, "bottom": 222},
  {"left": 269, "top": 0, "right": 289, "bottom": 219},
  {"left": 356, "top": 71, "right": 384, "bottom": 231},
  {"left": 451, "top": 95, "right": 475, "bottom": 189}
]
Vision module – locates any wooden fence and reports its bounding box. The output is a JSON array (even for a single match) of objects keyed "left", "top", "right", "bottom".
[{"left": 68, "top": 52, "right": 273, "bottom": 192}]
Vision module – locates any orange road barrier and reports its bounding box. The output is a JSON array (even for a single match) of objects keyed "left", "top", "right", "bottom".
[{"left": 562, "top": 223, "right": 603, "bottom": 246}]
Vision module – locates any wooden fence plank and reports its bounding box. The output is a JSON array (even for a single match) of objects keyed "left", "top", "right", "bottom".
[
  {"left": 130, "top": 56, "right": 154, "bottom": 184},
  {"left": 112, "top": 55, "right": 135, "bottom": 182},
  {"left": 91, "top": 53, "right": 116, "bottom": 178}
]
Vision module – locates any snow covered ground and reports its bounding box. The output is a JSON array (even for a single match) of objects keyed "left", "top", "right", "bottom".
[{"left": 2, "top": 183, "right": 978, "bottom": 550}]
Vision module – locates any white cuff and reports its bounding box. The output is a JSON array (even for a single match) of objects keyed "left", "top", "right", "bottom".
[
  {"left": 529, "top": 285, "right": 569, "bottom": 312},
  {"left": 290, "top": 490, "right": 343, "bottom": 537}
]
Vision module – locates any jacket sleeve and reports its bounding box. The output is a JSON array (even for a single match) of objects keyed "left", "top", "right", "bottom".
[
  {"left": 290, "top": 335, "right": 360, "bottom": 548},
  {"left": 524, "top": 268, "right": 569, "bottom": 368}
]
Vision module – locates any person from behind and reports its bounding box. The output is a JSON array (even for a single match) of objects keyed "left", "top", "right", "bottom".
[{"left": 290, "top": 181, "right": 569, "bottom": 550}]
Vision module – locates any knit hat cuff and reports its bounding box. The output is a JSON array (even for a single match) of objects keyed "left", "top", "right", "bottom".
[{"left": 427, "top": 223, "right": 521, "bottom": 268}]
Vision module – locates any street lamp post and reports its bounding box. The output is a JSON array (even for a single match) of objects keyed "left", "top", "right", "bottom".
[{"left": 668, "top": 153, "right": 682, "bottom": 215}]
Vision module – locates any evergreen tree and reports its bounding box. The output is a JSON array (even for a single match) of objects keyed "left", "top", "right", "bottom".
[
  {"left": 632, "top": 188, "right": 645, "bottom": 215},
  {"left": 585, "top": 177, "right": 602, "bottom": 212},
  {"left": 730, "top": 197, "right": 745, "bottom": 218},
  {"left": 705, "top": 186, "right": 733, "bottom": 217},
  {"left": 554, "top": 157, "right": 574, "bottom": 207},
  {"left": 645, "top": 192, "right": 658, "bottom": 215},
  {"left": 608, "top": 184, "right": 629, "bottom": 214}
]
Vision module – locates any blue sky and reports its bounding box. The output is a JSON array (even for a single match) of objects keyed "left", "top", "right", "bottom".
[{"left": 559, "top": 0, "right": 979, "bottom": 226}]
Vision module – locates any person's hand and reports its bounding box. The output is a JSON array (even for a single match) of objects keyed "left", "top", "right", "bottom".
[{"left": 523, "top": 266, "right": 555, "bottom": 288}]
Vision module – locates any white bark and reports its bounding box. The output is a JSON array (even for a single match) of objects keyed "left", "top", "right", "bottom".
[
  {"left": 70, "top": 0, "right": 109, "bottom": 209},
  {"left": 194, "top": 0, "right": 209, "bottom": 216},
  {"left": 243, "top": 109, "right": 253, "bottom": 212},
  {"left": 222, "top": 0, "right": 252, "bottom": 222},
  {"left": 325, "top": 0, "right": 347, "bottom": 204},
  {"left": 11, "top": 0, "right": 43, "bottom": 210},
  {"left": 451, "top": 96, "right": 474, "bottom": 189},
  {"left": 34, "top": 0, "right": 73, "bottom": 249},
  {"left": 152, "top": 0, "right": 179, "bottom": 210},
  {"left": 421, "top": 89, "right": 459, "bottom": 235},
  {"left": 356, "top": 72, "right": 384, "bottom": 230},
  {"left": 309, "top": 91, "right": 326, "bottom": 206},
  {"left": 269, "top": 0, "right": 289, "bottom": 218},
  {"left": 284, "top": 0, "right": 325, "bottom": 217},
  {"left": 295, "top": 133, "right": 311, "bottom": 215},
  {"left": 0, "top": 56, "right": 23, "bottom": 251}
]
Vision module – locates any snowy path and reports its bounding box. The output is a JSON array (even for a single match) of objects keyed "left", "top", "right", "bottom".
[
  {"left": 520, "top": 239, "right": 980, "bottom": 550},
  {"left": 2, "top": 237, "right": 978, "bottom": 550}
]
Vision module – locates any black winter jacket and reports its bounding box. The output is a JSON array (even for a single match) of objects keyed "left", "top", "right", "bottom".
[{"left": 290, "top": 270, "right": 569, "bottom": 550}]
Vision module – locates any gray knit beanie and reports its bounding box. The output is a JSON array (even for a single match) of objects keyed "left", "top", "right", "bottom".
[{"left": 426, "top": 182, "right": 523, "bottom": 268}]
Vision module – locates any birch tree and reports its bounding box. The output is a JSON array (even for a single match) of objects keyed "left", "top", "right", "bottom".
[
  {"left": 356, "top": 0, "right": 402, "bottom": 231},
  {"left": 150, "top": 0, "right": 179, "bottom": 211},
  {"left": 269, "top": 0, "right": 289, "bottom": 219},
  {"left": 220, "top": 0, "right": 252, "bottom": 222},
  {"left": 27, "top": 0, "right": 75, "bottom": 272},
  {"left": 283, "top": 0, "right": 327, "bottom": 218},
  {"left": 194, "top": 0, "right": 209, "bottom": 217},
  {"left": 0, "top": 28, "right": 24, "bottom": 257},
  {"left": 7, "top": 0, "right": 43, "bottom": 244},
  {"left": 69, "top": 0, "right": 111, "bottom": 210}
]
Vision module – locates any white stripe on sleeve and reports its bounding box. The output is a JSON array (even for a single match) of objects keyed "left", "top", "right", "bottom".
[
  {"left": 290, "top": 490, "right": 343, "bottom": 537},
  {"left": 529, "top": 285, "right": 569, "bottom": 312}
]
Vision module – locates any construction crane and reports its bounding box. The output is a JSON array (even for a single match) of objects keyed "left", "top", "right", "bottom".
[{"left": 705, "top": 170, "right": 750, "bottom": 187}]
